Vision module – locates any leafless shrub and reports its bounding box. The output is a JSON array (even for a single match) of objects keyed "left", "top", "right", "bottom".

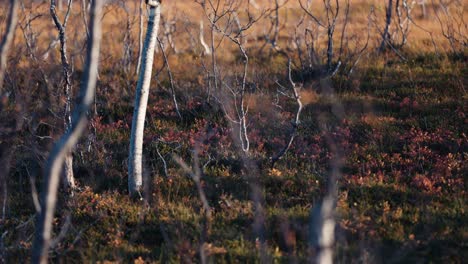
[
  {"left": 196, "top": 1, "right": 269, "bottom": 260},
  {"left": 262, "top": 0, "right": 289, "bottom": 50},
  {"left": 160, "top": 15, "right": 178, "bottom": 54},
  {"left": 370, "top": 4, "right": 407, "bottom": 60},
  {"left": 174, "top": 150, "right": 212, "bottom": 263},
  {"left": 432, "top": 0, "right": 467, "bottom": 52},
  {"left": 299, "top": 0, "right": 341, "bottom": 73},
  {"left": 157, "top": 37, "right": 182, "bottom": 121},
  {"left": 18, "top": 3, "right": 54, "bottom": 99},
  {"left": 118, "top": 0, "right": 137, "bottom": 75},
  {"left": 196, "top": 0, "right": 234, "bottom": 100},
  {"left": 271, "top": 58, "right": 303, "bottom": 168},
  {"left": 200, "top": 0, "right": 264, "bottom": 154}
]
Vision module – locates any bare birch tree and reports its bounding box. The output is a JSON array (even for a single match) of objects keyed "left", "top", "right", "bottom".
[
  {"left": 299, "top": 0, "right": 341, "bottom": 73},
  {"left": 380, "top": 0, "right": 393, "bottom": 51},
  {"left": 161, "top": 15, "right": 177, "bottom": 54},
  {"left": 49, "top": 0, "right": 76, "bottom": 191},
  {"left": 432, "top": 0, "right": 467, "bottom": 52},
  {"left": 128, "top": 0, "right": 162, "bottom": 197},
  {"left": 394, "top": 0, "right": 415, "bottom": 49},
  {"left": 31, "top": 0, "right": 103, "bottom": 262}
]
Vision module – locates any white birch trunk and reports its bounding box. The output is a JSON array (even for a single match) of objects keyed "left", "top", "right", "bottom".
[
  {"left": 63, "top": 154, "right": 75, "bottom": 190},
  {"left": 31, "top": 0, "right": 103, "bottom": 262},
  {"left": 199, "top": 21, "right": 211, "bottom": 55},
  {"left": 310, "top": 196, "right": 336, "bottom": 264},
  {"left": 128, "top": 0, "right": 161, "bottom": 196},
  {"left": 249, "top": 0, "right": 260, "bottom": 10},
  {"left": 419, "top": 0, "right": 427, "bottom": 18}
]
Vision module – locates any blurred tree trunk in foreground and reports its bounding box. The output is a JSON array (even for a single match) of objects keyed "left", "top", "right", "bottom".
[
  {"left": 0, "top": 0, "right": 19, "bottom": 228},
  {"left": 31, "top": 0, "right": 103, "bottom": 262},
  {"left": 0, "top": 0, "right": 19, "bottom": 92}
]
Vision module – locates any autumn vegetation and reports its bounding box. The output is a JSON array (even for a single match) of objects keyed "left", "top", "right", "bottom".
[{"left": 0, "top": 0, "right": 466, "bottom": 262}]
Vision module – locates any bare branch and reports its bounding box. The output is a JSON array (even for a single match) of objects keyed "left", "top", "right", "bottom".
[
  {"left": 271, "top": 58, "right": 303, "bottom": 167},
  {"left": 157, "top": 37, "right": 183, "bottom": 121}
]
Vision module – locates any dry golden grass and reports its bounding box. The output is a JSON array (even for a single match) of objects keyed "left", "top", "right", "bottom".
[
  {"left": 2, "top": 0, "right": 464, "bottom": 70},
  {"left": 300, "top": 89, "right": 319, "bottom": 105}
]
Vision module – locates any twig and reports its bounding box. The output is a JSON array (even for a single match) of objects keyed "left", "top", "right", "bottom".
[
  {"left": 271, "top": 58, "right": 303, "bottom": 167},
  {"left": 157, "top": 37, "right": 183, "bottom": 121}
]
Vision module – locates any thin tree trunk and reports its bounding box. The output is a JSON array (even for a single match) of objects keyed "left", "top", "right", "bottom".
[
  {"left": 0, "top": 0, "right": 19, "bottom": 92},
  {"left": 272, "top": 0, "right": 280, "bottom": 46},
  {"left": 271, "top": 59, "right": 303, "bottom": 167},
  {"left": 249, "top": 0, "right": 260, "bottom": 10},
  {"left": 380, "top": 0, "right": 393, "bottom": 51},
  {"left": 157, "top": 38, "right": 182, "bottom": 121},
  {"left": 420, "top": 0, "right": 427, "bottom": 18},
  {"left": 206, "top": 8, "right": 219, "bottom": 101},
  {"left": 199, "top": 21, "right": 211, "bottom": 55},
  {"left": 63, "top": 155, "right": 75, "bottom": 190},
  {"left": 135, "top": 0, "right": 144, "bottom": 75},
  {"left": 50, "top": 0, "right": 76, "bottom": 191},
  {"left": 31, "top": 0, "right": 103, "bottom": 262},
  {"left": 81, "top": 0, "right": 90, "bottom": 39},
  {"left": 128, "top": 0, "right": 162, "bottom": 196}
]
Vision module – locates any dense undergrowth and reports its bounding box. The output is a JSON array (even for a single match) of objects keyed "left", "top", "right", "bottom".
[
  {"left": 1, "top": 50, "right": 466, "bottom": 262},
  {"left": 0, "top": 0, "right": 467, "bottom": 262}
]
